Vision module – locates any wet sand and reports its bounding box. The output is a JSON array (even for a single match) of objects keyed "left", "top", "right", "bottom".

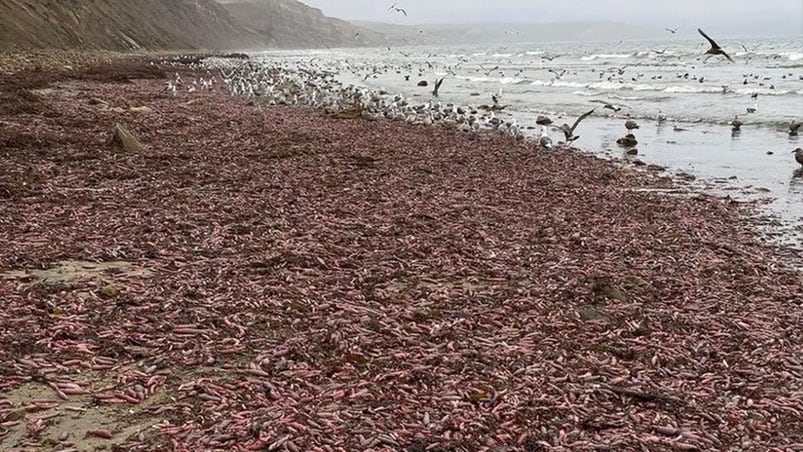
[{"left": 1, "top": 57, "right": 802, "bottom": 451}]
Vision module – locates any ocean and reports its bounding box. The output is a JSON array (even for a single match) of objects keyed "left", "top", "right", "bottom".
[{"left": 251, "top": 36, "right": 803, "bottom": 247}]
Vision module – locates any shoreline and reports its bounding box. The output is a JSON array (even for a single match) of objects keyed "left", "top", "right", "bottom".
[{"left": 1, "top": 57, "right": 802, "bottom": 451}]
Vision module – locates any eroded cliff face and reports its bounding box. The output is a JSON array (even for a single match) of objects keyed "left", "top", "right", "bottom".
[
  {"left": 0, "top": 0, "right": 387, "bottom": 52},
  {"left": 219, "top": 0, "right": 385, "bottom": 49},
  {"left": 0, "top": 0, "right": 259, "bottom": 51}
]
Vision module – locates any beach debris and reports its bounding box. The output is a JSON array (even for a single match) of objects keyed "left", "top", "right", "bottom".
[
  {"left": 129, "top": 106, "right": 153, "bottom": 114},
  {"left": 535, "top": 115, "right": 552, "bottom": 126},
  {"left": 107, "top": 123, "right": 145, "bottom": 153}
]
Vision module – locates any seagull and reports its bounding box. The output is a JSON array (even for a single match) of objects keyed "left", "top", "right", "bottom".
[
  {"left": 731, "top": 115, "right": 743, "bottom": 131},
  {"left": 794, "top": 148, "right": 803, "bottom": 166},
  {"left": 698, "top": 28, "right": 734, "bottom": 63},
  {"left": 557, "top": 109, "right": 595, "bottom": 142},
  {"left": 665, "top": 26, "right": 680, "bottom": 34},
  {"left": 432, "top": 77, "right": 444, "bottom": 97},
  {"left": 790, "top": 120, "right": 801, "bottom": 137},
  {"left": 480, "top": 65, "right": 499, "bottom": 76},
  {"left": 625, "top": 119, "right": 639, "bottom": 132},
  {"left": 539, "top": 127, "right": 554, "bottom": 150},
  {"left": 388, "top": 3, "right": 407, "bottom": 16},
  {"left": 617, "top": 134, "right": 638, "bottom": 147},
  {"left": 591, "top": 100, "right": 623, "bottom": 112}
]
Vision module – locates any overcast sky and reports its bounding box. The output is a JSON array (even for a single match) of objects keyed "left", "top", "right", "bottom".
[{"left": 299, "top": 0, "right": 803, "bottom": 35}]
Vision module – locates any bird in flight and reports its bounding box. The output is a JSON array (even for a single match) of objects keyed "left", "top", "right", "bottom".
[
  {"left": 432, "top": 77, "right": 445, "bottom": 97},
  {"left": 698, "top": 28, "right": 734, "bottom": 63},
  {"left": 388, "top": 3, "right": 407, "bottom": 16},
  {"left": 665, "top": 26, "right": 679, "bottom": 34},
  {"left": 557, "top": 109, "right": 595, "bottom": 142},
  {"left": 480, "top": 65, "right": 499, "bottom": 76}
]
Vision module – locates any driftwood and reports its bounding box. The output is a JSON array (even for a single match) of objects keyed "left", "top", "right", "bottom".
[{"left": 107, "top": 123, "right": 145, "bottom": 152}]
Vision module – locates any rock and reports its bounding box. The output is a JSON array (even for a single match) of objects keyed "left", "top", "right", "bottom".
[
  {"left": 107, "top": 123, "right": 146, "bottom": 153},
  {"left": 129, "top": 106, "right": 153, "bottom": 114},
  {"left": 631, "top": 158, "right": 646, "bottom": 166},
  {"left": 88, "top": 98, "right": 108, "bottom": 106},
  {"left": 626, "top": 148, "right": 638, "bottom": 155},
  {"left": 99, "top": 284, "right": 119, "bottom": 298},
  {"left": 580, "top": 307, "right": 612, "bottom": 323},
  {"left": 646, "top": 164, "right": 666, "bottom": 172},
  {"left": 417, "top": 80, "right": 428, "bottom": 87}
]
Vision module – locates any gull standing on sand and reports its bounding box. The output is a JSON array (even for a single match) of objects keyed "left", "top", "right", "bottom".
[
  {"left": 790, "top": 120, "right": 801, "bottom": 137},
  {"left": 794, "top": 148, "right": 803, "bottom": 166},
  {"left": 539, "top": 127, "right": 554, "bottom": 150},
  {"left": 698, "top": 29, "right": 734, "bottom": 63},
  {"left": 558, "top": 109, "right": 595, "bottom": 143},
  {"left": 731, "top": 115, "right": 743, "bottom": 132}
]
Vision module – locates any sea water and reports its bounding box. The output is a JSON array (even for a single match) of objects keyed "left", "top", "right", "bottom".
[{"left": 253, "top": 36, "right": 803, "bottom": 247}]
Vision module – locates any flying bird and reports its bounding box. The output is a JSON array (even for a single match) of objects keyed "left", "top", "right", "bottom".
[
  {"left": 388, "top": 3, "right": 407, "bottom": 16},
  {"left": 480, "top": 65, "right": 499, "bottom": 76},
  {"left": 432, "top": 77, "right": 445, "bottom": 97},
  {"left": 557, "top": 109, "right": 595, "bottom": 142},
  {"left": 665, "top": 27, "right": 679, "bottom": 34},
  {"left": 698, "top": 28, "right": 734, "bottom": 63}
]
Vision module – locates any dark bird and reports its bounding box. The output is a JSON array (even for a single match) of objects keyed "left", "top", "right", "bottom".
[
  {"left": 794, "top": 148, "right": 803, "bottom": 166},
  {"left": 698, "top": 28, "right": 734, "bottom": 63},
  {"left": 388, "top": 3, "right": 407, "bottom": 15},
  {"left": 789, "top": 120, "right": 801, "bottom": 137},
  {"left": 617, "top": 134, "right": 638, "bottom": 147},
  {"left": 557, "top": 109, "right": 595, "bottom": 142},
  {"left": 731, "top": 115, "right": 743, "bottom": 131},
  {"left": 432, "top": 77, "right": 445, "bottom": 97},
  {"left": 665, "top": 26, "right": 680, "bottom": 34},
  {"left": 625, "top": 119, "right": 640, "bottom": 132}
]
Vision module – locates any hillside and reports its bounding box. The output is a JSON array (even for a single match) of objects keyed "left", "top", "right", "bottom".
[
  {"left": 219, "top": 0, "right": 386, "bottom": 48},
  {"left": 0, "top": 0, "right": 388, "bottom": 52},
  {"left": 0, "top": 0, "right": 261, "bottom": 51}
]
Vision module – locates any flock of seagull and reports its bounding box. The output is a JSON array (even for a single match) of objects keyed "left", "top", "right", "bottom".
[{"left": 156, "top": 8, "right": 802, "bottom": 170}]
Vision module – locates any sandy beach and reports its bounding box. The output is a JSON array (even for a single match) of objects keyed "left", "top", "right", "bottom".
[{"left": 1, "top": 57, "right": 802, "bottom": 451}]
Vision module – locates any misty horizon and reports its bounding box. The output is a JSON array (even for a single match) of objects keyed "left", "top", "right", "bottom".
[{"left": 295, "top": 0, "right": 803, "bottom": 38}]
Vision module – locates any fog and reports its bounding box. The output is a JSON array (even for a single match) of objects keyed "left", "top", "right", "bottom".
[{"left": 299, "top": 0, "right": 803, "bottom": 37}]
